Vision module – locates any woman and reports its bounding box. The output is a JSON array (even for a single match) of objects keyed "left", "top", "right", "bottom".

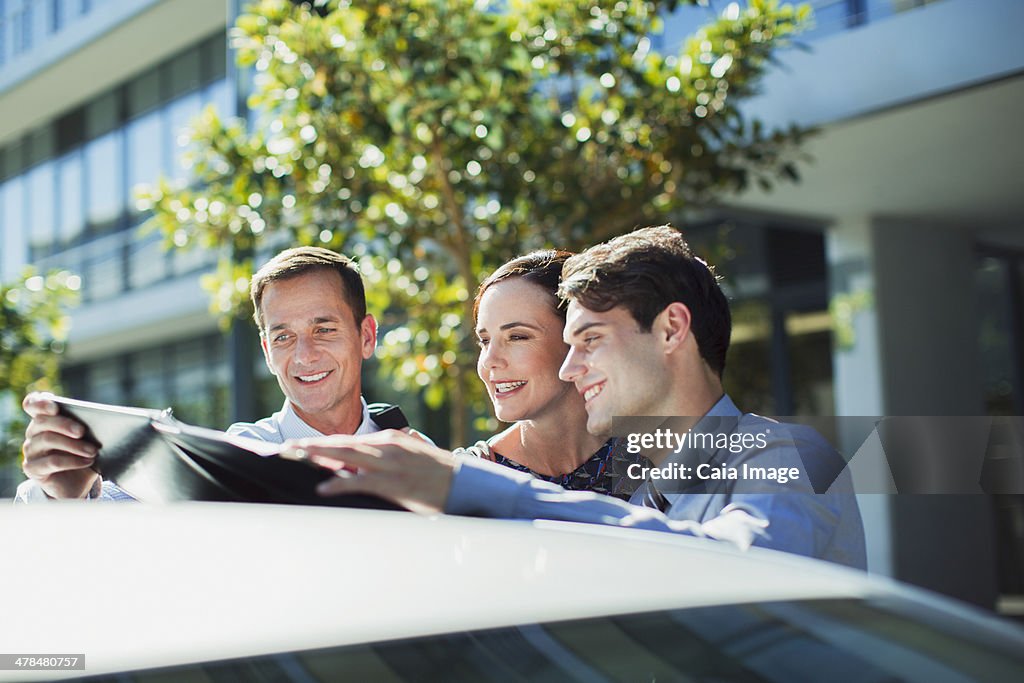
[{"left": 464, "top": 250, "right": 622, "bottom": 496}]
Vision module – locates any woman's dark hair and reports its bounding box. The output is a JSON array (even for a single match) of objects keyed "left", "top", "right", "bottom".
[{"left": 473, "top": 250, "right": 574, "bottom": 323}]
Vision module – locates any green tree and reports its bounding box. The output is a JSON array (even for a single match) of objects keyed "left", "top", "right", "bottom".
[
  {"left": 141, "top": 0, "right": 813, "bottom": 445},
  {"left": 0, "top": 270, "right": 80, "bottom": 465}
]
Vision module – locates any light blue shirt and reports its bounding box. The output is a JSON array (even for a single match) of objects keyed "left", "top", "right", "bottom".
[{"left": 446, "top": 395, "right": 867, "bottom": 569}]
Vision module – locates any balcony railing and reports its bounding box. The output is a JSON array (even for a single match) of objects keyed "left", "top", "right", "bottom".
[
  {"left": 806, "top": 0, "right": 941, "bottom": 38},
  {"left": 0, "top": 0, "right": 107, "bottom": 68}
]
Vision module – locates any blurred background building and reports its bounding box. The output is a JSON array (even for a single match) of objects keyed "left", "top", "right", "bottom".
[{"left": 0, "top": 0, "right": 1021, "bottom": 616}]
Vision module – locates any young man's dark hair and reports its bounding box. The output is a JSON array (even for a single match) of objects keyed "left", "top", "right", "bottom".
[
  {"left": 472, "top": 249, "right": 573, "bottom": 324},
  {"left": 250, "top": 246, "right": 367, "bottom": 331},
  {"left": 558, "top": 225, "right": 731, "bottom": 377}
]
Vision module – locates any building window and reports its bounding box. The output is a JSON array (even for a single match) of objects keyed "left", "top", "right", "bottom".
[
  {"left": 0, "top": 176, "right": 26, "bottom": 280},
  {"left": 0, "top": 30, "right": 228, "bottom": 293},
  {"left": 56, "top": 149, "right": 84, "bottom": 244},
  {"left": 976, "top": 252, "right": 1024, "bottom": 416},
  {"left": 54, "top": 106, "right": 86, "bottom": 154},
  {"left": 25, "top": 161, "right": 56, "bottom": 256},
  {"left": 974, "top": 248, "right": 1024, "bottom": 614},
  {"left": 125, "top": 109, "right": 164, "bottom": 212},
  {"left": 0, "top": 0, "right": 7, "bottom": 66},
  {"left": 205, "top": 77, "right": 233, "bottom": 125},
  {"left": 85, "top": 358, "right": 127, "bottom": 405},
  {"left": 83, "top": 130, "right": 124, "bottom": 233},
  {"left": 129, "top": 347, "right": 169, "bottom": 410},
  {"left": 81, "top": 232, "right": 125, "bottom": 301},
  {"left": 39, "top": 0, "right": 93, "bottom": 38},
  {"left": 202, "top": 30, "right": 228, "bottom": 84},
  {"left": 126, "top": 69, "right": 161, "bottom": 119},
  {"left": 67, "top": 335, "right": 230, "bottom": 430},
  {"left": 82, "top": 86, "right": 123, "bottom": 234},
  {"left": 127, "top": 225, "right": 167, "bottom": 289},
  {"left": 687, "top": 220, "right": 833, "bottom": 417},
  {"left": 168, "top": 47, "right": 202, "bottom": 100},
  {"left": 49, "top": 0, "right": 64, "bottom": 33},
  {"left": 165, "top": 90, "right": 202, "bottom": 184},
  {"left": 12, "top": 0, "right": 33, "bottom": 55}
]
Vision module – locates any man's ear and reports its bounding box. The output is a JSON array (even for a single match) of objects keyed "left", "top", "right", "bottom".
[
  {"left": 655, "top": 302, "right": 693, "bottom": 353},
  {"left": 259, "top": 334, "right": 275, "bottom": 375},
  {"left": 360, "top": 314, "right": 378, "bottom": 360}
]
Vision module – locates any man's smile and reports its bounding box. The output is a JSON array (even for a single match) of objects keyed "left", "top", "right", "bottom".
[
  {"left": 296, "top": 370, "right": 332, "bottom": 384},
  {"left": 582, "top": 381, "right": 605, "bottom": 404}
]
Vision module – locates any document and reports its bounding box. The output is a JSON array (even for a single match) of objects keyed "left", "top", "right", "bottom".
[{"left": 53, "top": 395, "right": 401, "bottom": 509}]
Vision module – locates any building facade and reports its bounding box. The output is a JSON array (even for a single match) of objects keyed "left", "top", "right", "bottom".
[
  {"left": 707, "top": 0, "right": 1024, "bottom": 615},
  {"left": 0, "top": 0, "right": 274, "bottom": 471}
]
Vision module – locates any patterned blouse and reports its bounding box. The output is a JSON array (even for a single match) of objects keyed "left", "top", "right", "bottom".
[{"left": 457, "top": 438, "right": 631, "bottom": 500}]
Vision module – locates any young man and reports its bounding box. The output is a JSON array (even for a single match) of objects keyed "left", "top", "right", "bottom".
[
  {"left": 284, "top": 227, "right": 867, "bottom": 568},
  {"left": 16, "top": 246, "right": 411, "bottom": 502}
]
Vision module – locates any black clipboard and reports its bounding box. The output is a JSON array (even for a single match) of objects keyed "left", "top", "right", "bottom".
[{"left": 53, "top": 396, "right": 403, "bottom": 510}]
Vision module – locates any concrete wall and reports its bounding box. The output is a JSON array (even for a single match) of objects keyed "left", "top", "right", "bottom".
[
  {"left": 872, "top": 219, "right": 984, "bottom": 416},
  {"left": 829, "top": 216, "right": 998, "bottom": 606},
  {"left": 744, "top": 0, "right": 1024, "bottom": 128}
]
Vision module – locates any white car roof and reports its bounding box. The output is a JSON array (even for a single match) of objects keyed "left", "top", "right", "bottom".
[{"left": 0, "top": 502, "right": 927, "bottom": 679}]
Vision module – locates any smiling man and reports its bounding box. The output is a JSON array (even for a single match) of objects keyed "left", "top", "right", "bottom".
[
  {"left": 16, "top": 247, "right": 411, "bottom": 502},
  {"left": 236, "top": 247, "right": 379, "bottom": 441},
  {"left": 282, "top": 226, "right": 866, "bottom": 568}
]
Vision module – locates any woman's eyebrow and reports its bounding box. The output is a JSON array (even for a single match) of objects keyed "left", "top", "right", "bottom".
[{"left": 498, "top": 321, "right": 543, "bottom": 331}]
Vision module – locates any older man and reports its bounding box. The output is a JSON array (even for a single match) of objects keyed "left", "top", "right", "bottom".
[{"left": 16, "top": 246, "right": 410, "bottom": 502}]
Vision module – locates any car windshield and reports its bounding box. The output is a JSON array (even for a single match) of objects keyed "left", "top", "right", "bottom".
[{"left": 77, "top": 598, "right": 1023, "bottom": 682}]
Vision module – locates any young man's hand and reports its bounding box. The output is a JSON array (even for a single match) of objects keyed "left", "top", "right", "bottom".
[{"left": 282, "top": 430, "right": 456, "bottom": 514}]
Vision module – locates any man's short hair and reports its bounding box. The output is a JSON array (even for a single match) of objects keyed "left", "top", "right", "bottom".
[
  {"left": 558, "top": 225, "right": 731, "bottom": 377},
  {"left": 250, "top": 246, "right": 367, "bottom": 332}
]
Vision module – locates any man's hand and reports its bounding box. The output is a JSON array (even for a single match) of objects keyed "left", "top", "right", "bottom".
[
  {"left": 281, "top": 430, "right": 456, "bottom": 514},
  {"left": 701, "top": 504, "right": 770, "bottom": 551},
  {"left": 21, "top": 392, "right": 100, "bottom": 499}
]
